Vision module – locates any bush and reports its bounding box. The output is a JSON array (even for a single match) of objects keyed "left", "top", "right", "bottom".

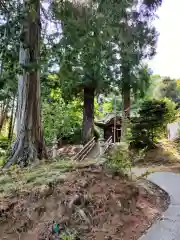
[
  {"left": 0, "top": 135, "right": 10, "bottom": 150},
  {"left": 43, "top": 99, "right": 83, "bottom": 145},
  {"left": 57, "top": 125, "right": 100, "bottom": 145},
  {"left": 60, "top": 232, "right": 76, "bottom": 240},
  {"left": 130, "top": 98, "right": 177, "bottom": 150},
  {"left": 57, "top": 125, "right": 82, "bottom": 145},
  {"left": 106, "top": 142, "right": 131, "bottom": 173},
  {"left": 163, "top": 97, "right": 177, "bottom": 123},
  {"left": 0, "top": 157, "right": 6, "bottom": 166}
]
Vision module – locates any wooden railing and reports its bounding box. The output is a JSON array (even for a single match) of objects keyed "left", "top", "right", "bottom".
[
  {"left": 102, "top": 136, "right": 112, "bottom": 154},
  {"left": 72, "top": 137, "right": 96, "bottom": 161},
  {"left": 72, "top": 135, "right": 112, "bottom": 162}
]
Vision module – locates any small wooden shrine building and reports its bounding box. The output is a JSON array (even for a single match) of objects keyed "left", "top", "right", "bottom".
[{"left": 95, "top": 113, "right": 122, "bottom": 143}]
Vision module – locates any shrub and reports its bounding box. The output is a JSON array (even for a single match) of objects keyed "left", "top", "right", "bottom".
[
  {"left": 0, "top": 135, "right": 10, "bottom": 150},
  {"left": 130, "top": 98, "right": 177, "bottom": 150},
  {"left": 57, "top": 125, "right": 100, "bottom": 145},
  {"left": 0, "top": 157, "right": 6, "bottom": 166},
  {"left": 60, "top": 232, "right": 76, "bottom": 240},
  {"left": 106, "top": 142, "right": 131, "bottom": 173},
  {"left": 163, "top": 97, "right": 176, "bottom": 123}
]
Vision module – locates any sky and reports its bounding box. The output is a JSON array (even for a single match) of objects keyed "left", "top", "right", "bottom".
[{"left": 149, "top": 0, "right": 180, "bottom": 79}]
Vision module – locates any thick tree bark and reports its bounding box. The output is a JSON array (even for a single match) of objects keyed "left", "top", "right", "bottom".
[
  {"left": 82, "top": 87, "right": 95, "bottom": 144},
  {"left": 3, "top": 0, "right": 47, "bottom": 168}
]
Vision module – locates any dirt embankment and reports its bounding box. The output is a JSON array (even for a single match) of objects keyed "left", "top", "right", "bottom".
[{"left": 0, "top": 166, "right": 169, "bottom": 240}]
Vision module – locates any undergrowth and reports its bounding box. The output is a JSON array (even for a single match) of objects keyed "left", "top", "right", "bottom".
[
  {"left": 0, "top": 159, "right": 75, "bottom": 196},
  {"left": 106, "top": 142, "right": 132, "bottom": 174},
  {"left": 60, "top": 232, "right": 76, "bottom": 240},
  {"left": 136, "top": 138, "right": 180, "bottom": 166},
  {"left": 0, "top": 158, "right": 103, "bottom": 197}
]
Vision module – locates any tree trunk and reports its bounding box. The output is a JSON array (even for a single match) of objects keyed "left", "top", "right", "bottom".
[
  {"left": 122, "top": 86, "right": 130, "bottom": 118},
  {"left": 0, "top": 99, "right": 9, "bottom": 133},
  {"left": 82, "top": 87, "right": 95, "bottom": 144},
  {"left": 0, "top": 111, "right": 7, "bottom": 132},
  {"left": 3, "top": 0, "right": 47, "bottom": 168},
  {"left": 121, "top": 86, "right": 131, "bottom": 140},
  {"left": 8, "top": 94, "right": 15, "bottom": 140},
  {"left": 12, "top": 95, "right": 18, "bottom": 137}
]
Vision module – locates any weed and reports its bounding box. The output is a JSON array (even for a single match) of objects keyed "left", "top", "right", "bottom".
[
  {"left": 49, "top": 160, "right": 74, "bottom": 170},
  {"left": 60, "top": 231, "right": 76, "bottom": 240}
]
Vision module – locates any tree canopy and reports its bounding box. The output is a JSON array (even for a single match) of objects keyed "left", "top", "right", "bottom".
[{"left": 0, "top": 0, "right": 164, "bottom": 166}]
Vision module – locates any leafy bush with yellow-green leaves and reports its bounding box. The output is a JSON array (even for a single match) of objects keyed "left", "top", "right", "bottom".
[
  {"left": 60, "top": 232, "right": 76, "bottom": 240},
  {"left": 106, "top": 142, "right": 132, "bottom": 173}
]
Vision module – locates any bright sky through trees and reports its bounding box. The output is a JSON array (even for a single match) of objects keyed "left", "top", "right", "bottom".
[
  {"left": 149, "top": 0, "right": 180, "bottom": 78},
  {"left": 43, "top": 0, "right": 179, "bottom": 79}
]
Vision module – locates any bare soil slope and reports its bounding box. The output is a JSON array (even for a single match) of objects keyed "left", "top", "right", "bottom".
[{"left": 0, "top": 164, "right": 169, "bottom": 240}]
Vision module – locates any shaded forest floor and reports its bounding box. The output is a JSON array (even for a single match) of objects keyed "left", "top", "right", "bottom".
[{"left": 0, "top": 159, "right": 169, "bottom": 240}]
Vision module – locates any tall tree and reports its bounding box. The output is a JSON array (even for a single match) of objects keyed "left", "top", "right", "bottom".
[
  {"left": 51, "top": 0, "right": 134, "bottom": 143},
  {"left": 109, "top": 0, "right": 162, "bottom": 139},
  {"left": 3, "top": 0, "right": 47, "bottom": 168},
  {"left": 119, "top": 1, "right": 161, "bottom": 118},
  {"left": 0, "top": 1, "right": 19, "bottom": 134}
]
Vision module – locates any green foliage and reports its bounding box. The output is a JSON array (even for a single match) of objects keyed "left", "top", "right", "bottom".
[
  {"left": 163, "top": 97, "right": 177, "bottom": 123},
  {"left": 130, "top": 99, "right": 177, "bottom": 149},
  {"left": 52, "top": 0, "right": 121, "bottom": 101},
  {"left": 0, "top": 0, "right": 162, "bottom": 166},
  {"left": 95, "top": 95, "right": 123, "bottom": 117},
  {"left": 0, "top": 1, "right": 20, "bottom": 101},
  {"left": 0, "top": 157, "right": 5, "bottom": 166},
  {"left": 106, "top": 142, "right": 131, "bottom": 173},
  {"left": 51, "top": 0, "right": 160, "bottom": 103},
  {"left": 60, "top": 232, "right": 76, "bottom": 240},
  {"left": 155, "top": 77, "right": 180, "bottom": 104},
  {"left": 43, "top": 78, "right": 101, "bottom": 145},
  {"left": 43, "top": 97, "right": 82, "bottom": 145},
  {"left": 0, "top": 135, "right": 10, "bottom": 150}
]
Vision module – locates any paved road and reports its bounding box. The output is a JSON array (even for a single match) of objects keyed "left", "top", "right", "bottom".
[{"left": 140, "top": 172, "right": 180, "bottom": 240}]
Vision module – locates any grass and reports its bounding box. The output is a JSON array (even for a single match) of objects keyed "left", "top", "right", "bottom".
[
  {"left": 2, "top": 138, "right": 179, "bottom": 196},
  {"left": 0, "top": 159, "right": 76, "bottom": 196},
  {"left": 0, "top": 157, "right": 5, "bottom": 167},
  {"left": 0, "top": 157, "right": 103, "bottom": 197}
]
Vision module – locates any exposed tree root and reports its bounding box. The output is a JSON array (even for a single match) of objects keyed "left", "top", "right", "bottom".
[{"left": 3, "top": 136, "right": 47, "bottom": 169}]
